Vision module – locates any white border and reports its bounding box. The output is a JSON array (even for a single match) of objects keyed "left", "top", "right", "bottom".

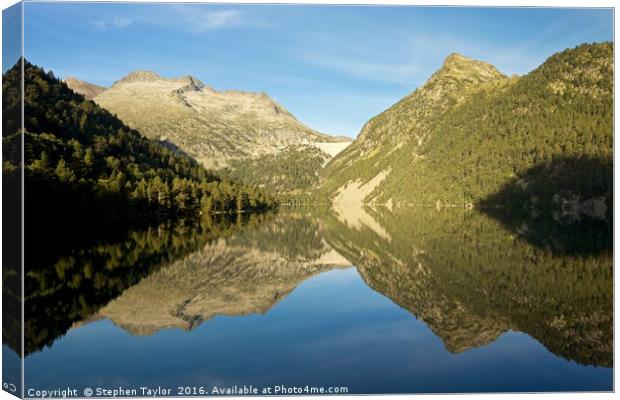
[{"left": 0, "top": 1, "right": 616, "bottom": 400}]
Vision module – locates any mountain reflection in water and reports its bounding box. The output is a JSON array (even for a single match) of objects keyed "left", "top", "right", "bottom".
[{"left": 18, "top": 207, "right": 612, "bottom": 393}]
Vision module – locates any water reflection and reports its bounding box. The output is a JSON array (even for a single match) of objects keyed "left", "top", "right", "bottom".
[
  {"left": 100, "top": 215, "right": 350, "bottom": 335},
  {"left": 21, "top": 207, "right": 612, "bottom": 392},
  {"left": 20, "top": 214, "right": 271, "bottom": 355},
  {"left": 323, "top": 207, "right": 612, "bottom": 367}
]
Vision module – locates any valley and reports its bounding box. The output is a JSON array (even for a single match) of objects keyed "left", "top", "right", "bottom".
[{"left": 57, "top": 42, "right": 613, "bottom": 216}]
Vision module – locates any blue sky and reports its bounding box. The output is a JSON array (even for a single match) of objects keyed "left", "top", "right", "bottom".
[
  {"left": 2, "top": 2, "right": 21, "bottom": 72},
  {"left": 18, "top": 3, "right": 614, "bottom": 138}
]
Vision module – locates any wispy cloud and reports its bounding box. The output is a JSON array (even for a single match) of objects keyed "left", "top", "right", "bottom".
[
  {"left": 297, "top": 32, "right": 428, "bottom": 87},
  {"left": 303, "top": 55, "right": 425, "bottom": 86},
  {"left": 85, "top": 6, "right": 267, "bottom": 34},
  {"left": 185, "top": 10, "right": 245, "bottom": 32},
  {"left": 89, "top": 17, "right": 132, "bottom": 31},
  {"left": 157, "top": 6, "right": 270, "bottom": 33}
]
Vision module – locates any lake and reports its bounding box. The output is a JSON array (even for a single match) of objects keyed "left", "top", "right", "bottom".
[{"left": 14, "top": 207, "right": 614, "bottom": 394}]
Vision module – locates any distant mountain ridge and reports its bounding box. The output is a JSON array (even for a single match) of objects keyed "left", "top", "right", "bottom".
[
  {"left": 71, "top": 70, "right": 350, "bottom": 170},
  {"left": 63, "top": 77, "right": 107, "bottom": 99}
]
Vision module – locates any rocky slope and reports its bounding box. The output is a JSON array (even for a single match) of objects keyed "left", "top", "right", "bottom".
[
  {"left": 64, "top": 77, "right": 107, "bottom": 99},
  {"left": 317, "top": 43, "right": 613, "bottom": 216},
  {"left": 92, "top": 70, "right": 350, "bottom": 169},
  {"left": 317, "top": 52, "right": 505, "bottom": 202}
]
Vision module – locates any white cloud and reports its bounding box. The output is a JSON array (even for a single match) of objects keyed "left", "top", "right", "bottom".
[{"left": 89, "top": 17, "right": 132, "bottom": 31}]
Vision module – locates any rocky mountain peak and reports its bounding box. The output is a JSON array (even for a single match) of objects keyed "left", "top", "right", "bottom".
[
  {"left": 114, "top": 70, "right": 164, "bottom": 85},
  {"left": 257, "top": 91, "right": 293, "bottom": 116},
  {"left": 443, "top": 52, "right": 471, "bottom": 65},
  {"left": 172, "top": 76, "right": 206, "bottom": 95},
  {"left": 432, "top": 52, "right": 505, "bottom": 84}
]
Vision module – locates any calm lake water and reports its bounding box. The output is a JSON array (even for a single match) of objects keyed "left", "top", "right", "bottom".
[{"left": 15, "top": 208, "right": 614, "bottom": 394}]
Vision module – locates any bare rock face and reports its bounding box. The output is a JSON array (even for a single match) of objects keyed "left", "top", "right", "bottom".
[
  {"left": 114, "top": 70, "right": 165, "bottom": 84},
  {"left": 64, "top": 77, "right": 107, "bottom": 99},
  {"left": 438, "top": 53, "right": 506, "bottom": 83},
  {"left": 93, "top": 70, "right": 350, "bottom": 169}
]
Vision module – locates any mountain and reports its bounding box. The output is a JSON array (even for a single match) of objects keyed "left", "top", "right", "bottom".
[
  {"left": 19, "top": 212, "right": 349, "bottom": 351},
  {"left": 92, "top": 70, "right": 351, "bottom": 170},
  {"left": 2, "top": 60, "right": 276, "bottom": 234},
  {"left": 317, "top": 43, "right": 613, "bottom": 216},
  {"left": 63, "top": 77, "right": 107, "bottom": 99}
]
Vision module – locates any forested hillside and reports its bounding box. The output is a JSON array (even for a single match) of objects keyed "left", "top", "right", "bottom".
[
  {"left": 2, "top": 60, "right": 276, "bottom": 232},
  {"left": 317, "top": 43, "right": 613, "bottom": 216},
  {"left": 217, "top": 145, "right": 331, "bottom": 195}
]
